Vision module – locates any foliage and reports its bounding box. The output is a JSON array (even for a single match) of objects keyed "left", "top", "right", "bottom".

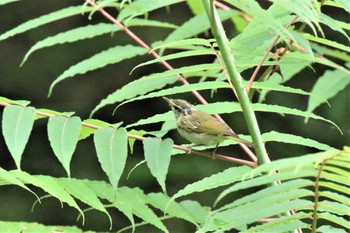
[{"left": 0, "top": 0, "right": 349, "bottom": 232}]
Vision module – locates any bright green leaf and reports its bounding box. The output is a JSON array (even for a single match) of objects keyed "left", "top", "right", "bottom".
[
  {"left": 90, "top": 72, "right": 177, "bottom": 117},
  {"left": 94, "top": 127, "right": 128, "bottom": 189},
  {"left": 143, "top": 138, "right": 173, "bottom": 193},
  {"left": 21, "top": 23, "right": 120, "bottom": 66},
  {"left": 47, "top": 116, "right": 82, "bottom": 177},
  {"left": 58, "top": 178, "right": 111, "bottom": 225},
  {"left": 307, "top": 69, "right": 350, "bottom": 115},
  {"left": 262, "top": 131, "right": 334, "bottom": 150},
  {"left": 0, "top": 6, "right": 93, "bottom": 41},
  {"left": 11, "top": 170, "right": 84, "bottom": 223},
  {"left": 48, "top": 45, "right": 147, "bottom": 96},
  {"left": 2, "top": 105, "right": 36, "bottom": 169},
  {"left": 171, "top": 166, "right": 251, "bottom": 202}
]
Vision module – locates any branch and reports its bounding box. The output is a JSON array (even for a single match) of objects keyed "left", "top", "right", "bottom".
[{"left": 0, "top": 101, "right": 257, "bottom": 167}]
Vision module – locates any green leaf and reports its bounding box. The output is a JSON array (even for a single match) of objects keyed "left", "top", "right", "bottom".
[
  {"left": 11, "top": 170, "right": 84, "bottom": 223},
  {"left": 305, "top": 33, "right": 350, "bottom": 53},
  {"left": 0, "top": 6, "right": 93, "bottom": 41},
  {"left": 162, "top": 10, "right": 237, "bottom": 45},
  {"left": 318, "top": 225, "right": 348, "bottom": 233},
  {"left": 117, "top": 187, "right": 169, "bottom": 233},
  {"left": 94, "top": 127, "right": 128, "bottom": 189},
  {"left": 124, "top": 18, "right": 178, "bottom": 29},
  {"left": 120, "top": 80, "right": 321, "bottom": 108},
  {"left": 226, "top": 0, "right": 295, "bottom": 43},
  {"left": 131, "top": 49, "right": 215, "bottom": 73},
  {"left": 0, "top": 167, "right": 38, "bottom": 199},
  {"left": 202, "top": 199, "right": 312, "bottom": 232},
  {"left": 0, "top": 0, "right": 21, "bottom": 6},
  {"left": 262, "top": 131, "right": 334, "bottom": 150},
  {"left": 90, "top": 72, "right": 177, "bottom": 117},
  {"left": 47, "top": 116, "right": 82, "bottom": 177},
  {"left": 318, "top": 212, "right": 350, "bottom": 230},
  {"left": 147, "top": 192, "right": 199, "bottom": 225},
  {"left": 307, "top": 69, "right": 350, "bottom": 114},
  {"left": 48, "top": 45, "right": 147, "bottom": 96},
  {"left": 152, "top": 38, "right": 212, "bottom": 50},
  {"left": 21, "top": 23, "right": 120, "bottom": 66},
  {"left": 245, "top": 212, "right": 310, "bottom": 233},
  {"left": 58, "top": 178, "right": 111, "bottom": 225},
  {"left": 2, "top": 105, "right": 36, "bottom": 169},
  {"left": 143, "top": 138, "right": 173, "bottom": 193},
  {"left": 170, "top": 166, "right": 252, "bottom": 202},
  {"left": 117, "top": 0, "right": 180, "bottom": 21},
  {"left": 319, "top": 13, "right": 350, "bottom": 41},
  {"left": 186, "top": 0, "right": 205, "bottom": 15}
]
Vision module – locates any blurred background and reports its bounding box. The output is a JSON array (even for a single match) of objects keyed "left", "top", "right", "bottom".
[{"left": 0, "top": 0, "right": 349, "bottom": 232}]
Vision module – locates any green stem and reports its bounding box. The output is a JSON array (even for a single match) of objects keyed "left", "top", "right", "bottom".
[{"left": 202, "top": 0, "right": 270, "bottom": 165}]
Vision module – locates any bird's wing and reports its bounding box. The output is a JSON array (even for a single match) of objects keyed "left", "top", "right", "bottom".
[{"left": 182, "top": 111, "right": 234, "bottom": 136}]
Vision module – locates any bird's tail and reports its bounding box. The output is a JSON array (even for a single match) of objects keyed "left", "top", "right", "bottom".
[{"left": 226, "top": 135, "right": 255, "bottom": 148}]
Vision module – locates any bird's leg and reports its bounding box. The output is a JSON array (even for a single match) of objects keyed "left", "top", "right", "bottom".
[{"left": 211, "top": 143, "right": 219, "bottom": 159}]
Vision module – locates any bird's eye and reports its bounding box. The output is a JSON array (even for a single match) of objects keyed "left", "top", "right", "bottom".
[{"left": 174, "top": 105, "right": 182, "bottom": 111}]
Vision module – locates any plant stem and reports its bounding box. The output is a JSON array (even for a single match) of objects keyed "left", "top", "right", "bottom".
[{"left": 202, "top": 0, "right": 270, "bottom": 165}]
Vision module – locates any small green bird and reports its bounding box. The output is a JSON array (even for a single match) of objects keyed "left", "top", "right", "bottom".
[{"left": 163, "top": 97, "right": 254, "bottom": 148}]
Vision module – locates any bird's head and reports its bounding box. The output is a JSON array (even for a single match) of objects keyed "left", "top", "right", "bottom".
[{"left": 163, "top": 97, "right": 196, "bottom": 118}]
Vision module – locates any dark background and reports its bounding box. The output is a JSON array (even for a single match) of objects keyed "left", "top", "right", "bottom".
[{"left": 0, "top": 1, "right": 349, "bottom": 232}]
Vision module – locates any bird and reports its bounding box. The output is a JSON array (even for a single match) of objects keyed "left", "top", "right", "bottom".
[{"left": 163, "top": 97, "right": 254, "bottom": 151}]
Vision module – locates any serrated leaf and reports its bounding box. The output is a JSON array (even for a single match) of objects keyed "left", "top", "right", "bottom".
[
  {"left": 94, "top": 127, "right": 128, "bottom": 189},
  {"left": 2, "top": 105, "right": 36, "bottom": 169},
  {"left": 10, "top": 170, "right": 84, "bottom": 223},
  {"left": 143, "top": 138, "right": 173, "bottom": 193},
  {"left": 0, "top": 167, "right": 37, "bottom": 199},
  {"left": 147, "top": 192, "right": 198, "bottom": 225},
  {"left": 124, "top": 18, "right": 178, "bottom": 29},
  {"left": 58, "top": 178, "right": 111, "bottom": 224},
  {"left": 47, "top": 116, "right": 82, "bottom": 177},
  {"left": 0, "top": 0, "right": 21, "bottom": 6},
  {"left": 21, "top": 23, "right": 120, "bottom": 65},
  {"left": 318, "top": 225, "right": 348, "bottom": 233},
  {"left": 117, "top": 187, "right": 169, "bottom": 233},
  {"left": 245, "top": 212, "right": 310, "bottom": 233},
  {"left": 307, "top": 69, "right": 350, "bottom": 115},
  {"left": 131, "top": 49, "right": 215, "bottom": 73},
  {"left": 90, "top": 73, "right": 177, "bottom": 117},
  {"left": 48, "top": 45, "right": 147, "bottom": 96},
  {"left": 171, "top": 166, "right": 252, "bottom": 202},
  {"left": 152, "top": 38, "right": 212, "bottom": 50},
  {"left": 163, "top": 10, "right": 237, "bottom": 45},
  {"left": 262, "top": 131, "right": 334, "bottom": 150},
  {"left": 0, "top": 6, "right": 93, "bottom": 41},
  {"left": 201, "top": 199, "right": 312, "bottom": 232},
  {"left": 318, "top": 212, "right": 350, "bottom": 230},
  {"left": 226, "top": 0, "right": 295, "bottom": 43},
  {"left": 120, "top": 80, "right": 321, "bottom": 108},
  {"left": 117, "top": 0, "right": 180, "bottom": 21}
]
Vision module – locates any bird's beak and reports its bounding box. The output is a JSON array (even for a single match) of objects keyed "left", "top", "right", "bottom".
[{"left": 162, "top": 97, "right": 171, "bottom": 105}]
